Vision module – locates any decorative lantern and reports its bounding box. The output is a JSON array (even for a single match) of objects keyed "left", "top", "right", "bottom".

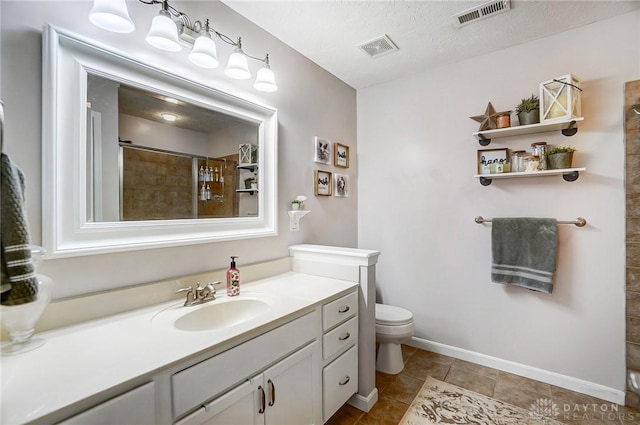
[
  {"left": 238, "top": 144, "right": 257, "bottom": 165},
  {"left": 539, "top": 74, "right": 582, "bottom": 123}
]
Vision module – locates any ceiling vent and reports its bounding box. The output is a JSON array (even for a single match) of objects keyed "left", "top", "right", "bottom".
[
  {"left": 357, "top": 34, "right": 398, "bottom": 58},
  {"left": 453, "top": 0, "right": 511, "bottom": 27}
]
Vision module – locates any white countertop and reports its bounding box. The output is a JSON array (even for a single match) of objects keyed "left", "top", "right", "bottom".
[{"left": 1, "top": 272, "right": 358, "bottom": 424}]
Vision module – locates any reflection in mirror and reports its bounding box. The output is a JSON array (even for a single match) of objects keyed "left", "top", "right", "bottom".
[{"left": 86, "top": 75, "right": 259, "bottom": 222}]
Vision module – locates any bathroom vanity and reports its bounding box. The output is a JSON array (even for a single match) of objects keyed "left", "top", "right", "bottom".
[
  {"left": 1, "top": 245, "right": 381, "bottom": 425},
  {"left": 2, "top": 273, "right": 357, "bottom": 424}
]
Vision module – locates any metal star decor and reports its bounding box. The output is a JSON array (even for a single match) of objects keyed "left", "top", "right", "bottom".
[{"left": 470, "top": 102, "right": 510, "bottom": 131}]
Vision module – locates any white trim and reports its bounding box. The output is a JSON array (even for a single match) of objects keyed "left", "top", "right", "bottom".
[
  {"left": 407, "top": 336, "right": 625, "bottom": 404},
  {"left": 348, "top": 388, "right": 378, "bottom": 413},
  {"left": 289, "top": 244, "right": 381, "bottom": 267}
]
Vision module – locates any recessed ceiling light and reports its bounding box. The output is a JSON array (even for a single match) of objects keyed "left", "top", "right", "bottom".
[
  {"left": 161, "top": 113, "right": 177, "bottom": 122},
  {"left": 164, "top": 96, "right": 179, "bottom": 104}
]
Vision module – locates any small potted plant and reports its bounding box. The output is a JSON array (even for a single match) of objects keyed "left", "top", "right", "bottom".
[
  {"left": 291, "top": 195, "right": 307, "bottom": 210},
  {"left": 244, "top": 177, "right": 256, "bottom": 189},
  {"left": 515, "top": 94, "right": 540, "bottom": 125},
  {"left": 546, "top": 146, "right": 576, "bottom": 169}
]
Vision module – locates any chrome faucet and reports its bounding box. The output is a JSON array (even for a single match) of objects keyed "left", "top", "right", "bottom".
[{"left": 176, "top": 281, "right": 220, "bottom": 306}]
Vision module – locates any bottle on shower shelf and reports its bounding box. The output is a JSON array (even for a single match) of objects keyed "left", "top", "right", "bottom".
[{"left": 199, "top": 183, "right": 207, "bottom": 201}]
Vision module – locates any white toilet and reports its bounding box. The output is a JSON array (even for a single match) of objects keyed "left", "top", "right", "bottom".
[{"left": 375, "top": 303, "right": 415, "bottom": 374}]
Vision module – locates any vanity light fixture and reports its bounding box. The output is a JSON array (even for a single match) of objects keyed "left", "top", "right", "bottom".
[
  {"left": 145, "top": 0, "right": 181, "bottom": 52},
  {"left": 89, "top": 0, "right": 135, "bottom": 33},
  {"left": 253, "top": 55, "right": 277, "bottom": 92},
  {"left": 89, "top": 0, "right": 278, "bottom": 92},
  {"left": 224, "top": 38, "right": 251, "bottom": 80},
  {"left": 188, "top": 19, "right": 219, "bottom": 69}
]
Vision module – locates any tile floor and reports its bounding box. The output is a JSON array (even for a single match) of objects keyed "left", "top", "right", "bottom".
[{"left": 326, "top": 345, "right": 639, "bottom": 425}]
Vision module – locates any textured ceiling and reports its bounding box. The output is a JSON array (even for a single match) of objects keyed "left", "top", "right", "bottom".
[{"left": 221, "top": 0, "right": 640, "bottom": 89}]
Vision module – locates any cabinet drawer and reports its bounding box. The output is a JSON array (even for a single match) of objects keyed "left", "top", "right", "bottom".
[
  {"left": 323, "top": 316, "right": 358, "bottom": 360},
  {"left": 172, "top": 310, "right": 319, "bottom": 418},
  {"left": 322, "top": 291, "right": 357, "bottom": 331},
  {"left": 322, "top": 345, "right": 358, "bottom": 422}
]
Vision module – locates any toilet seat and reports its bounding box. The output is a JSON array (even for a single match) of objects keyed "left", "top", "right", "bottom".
[{"left": 375, "top": 303, "right": 413, "bottom": 326}]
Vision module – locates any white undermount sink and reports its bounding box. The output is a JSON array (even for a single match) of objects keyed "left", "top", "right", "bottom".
[{"left": 152, "top": 294, "right": 272, "bottom": 332}]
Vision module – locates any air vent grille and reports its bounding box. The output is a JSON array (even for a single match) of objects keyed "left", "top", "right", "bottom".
[
  {"left": 453, "top": 0, "right": 511, "bottom": 27},
  {"left": 357, "top": 34, "right": 399, "bottom": 58}
]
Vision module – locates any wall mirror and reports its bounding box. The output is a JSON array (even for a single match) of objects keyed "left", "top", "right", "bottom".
[{"left": 42, "top": 26, "right": 278, "bottom": 258}]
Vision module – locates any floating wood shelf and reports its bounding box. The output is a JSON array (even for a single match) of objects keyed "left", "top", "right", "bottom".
[
  {"left": 473, "top": 117, "right": 584, "bottom": 146},
  {"left": 474, "top": 168, "right": 586, "bottom": 186}
]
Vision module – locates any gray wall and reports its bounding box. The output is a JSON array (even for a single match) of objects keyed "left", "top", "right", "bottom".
[{"left": 0, "top": 0, "right": 358, "bottom": 298}]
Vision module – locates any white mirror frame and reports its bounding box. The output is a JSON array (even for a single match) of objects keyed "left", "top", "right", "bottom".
[{"left": 42, "top": 26, "right": 278, "bottom": 258}]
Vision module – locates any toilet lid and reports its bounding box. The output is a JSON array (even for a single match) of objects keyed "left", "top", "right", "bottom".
[{"left": 375, "top": 303, "right": 413, "bottom": 326}]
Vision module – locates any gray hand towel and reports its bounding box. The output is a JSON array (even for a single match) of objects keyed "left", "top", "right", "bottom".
[
  {"left": 491, "top": 217, "right": 557, "bottom": 293},
  {"left": 1, "top": 153, "right": 38, "bottom": 305}
]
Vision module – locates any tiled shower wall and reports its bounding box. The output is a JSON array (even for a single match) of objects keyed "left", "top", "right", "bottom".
[
  {"left": 625, "top": 79, "right": 640, "bottom": 407},
  {"left": 122, "top": 147, "right": 193, "bottom": 220}
]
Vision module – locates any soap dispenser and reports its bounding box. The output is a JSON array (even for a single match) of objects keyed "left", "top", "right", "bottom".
[{"left": 227, "top": 256, "right": 240, "bottom": 296}]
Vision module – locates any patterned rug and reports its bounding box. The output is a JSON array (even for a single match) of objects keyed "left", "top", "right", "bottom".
[{"left": 399, "top": 377, "right": 565, "bottom": 425}]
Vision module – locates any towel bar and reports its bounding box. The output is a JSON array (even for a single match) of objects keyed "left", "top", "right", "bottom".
[{"left": 474, "top": 216, "right": 587, "bottom": 227}]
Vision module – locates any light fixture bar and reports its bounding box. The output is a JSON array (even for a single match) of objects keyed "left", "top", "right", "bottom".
[{"left": 90, "top": 0, "right": 277, "bottom": 91}]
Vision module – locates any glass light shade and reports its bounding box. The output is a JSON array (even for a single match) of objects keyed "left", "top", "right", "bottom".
[
  {"left": 253, "top": 66, "right": 278, "bottom": 92},
  {"left": 89, "top": 0, "right": 135, "bottom": 33},
  {"left": 224, "top": 50, "right": 251, "bottom": 80},
  {"left": 189, "top": 35, "right": 219, "bottom": 68},
  {"left": 146, "top": 12, "right": 182, "bottom": 52}
]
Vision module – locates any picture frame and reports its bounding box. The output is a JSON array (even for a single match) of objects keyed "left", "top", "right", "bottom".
[
  {"left": 477, "top": 148, "right": 508, "bottom": 174},
  {"left": 314, "top": 136, "right": 332, "bottom": 164},
  {"left": 334, "top": 173, "right": 348, "bottom": 197},
  {"left": 334, "top": 143, "right": 349, "bottom": 168},
  {"left": 314, "top": 170, "right": 332, "bottom": 196}
]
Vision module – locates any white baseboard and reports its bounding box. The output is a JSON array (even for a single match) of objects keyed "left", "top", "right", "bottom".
[
  {"left": 348, "top": 388, "right": 378, "bottom": 412},
  {"left": 407, "top": 336, "right": 625, "bottom": 405}
]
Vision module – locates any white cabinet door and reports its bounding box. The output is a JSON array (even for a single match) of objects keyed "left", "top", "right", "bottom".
[
  {"left": 263, "top": 341, "right": 321, "bottom": 425},
  {"left": 177, "top": 341, "right": 321, "bottom": 425}
]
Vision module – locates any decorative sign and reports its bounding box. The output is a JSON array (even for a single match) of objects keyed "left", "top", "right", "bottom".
[
  {"left": 314, "top": 170, "right": 332, "bottom": 196},
  {"left": 477, "top": 148, "right": 508, "bottom": 174},
  {"left": 334, "top": 143, "right": 349, "bottom": 168}
]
